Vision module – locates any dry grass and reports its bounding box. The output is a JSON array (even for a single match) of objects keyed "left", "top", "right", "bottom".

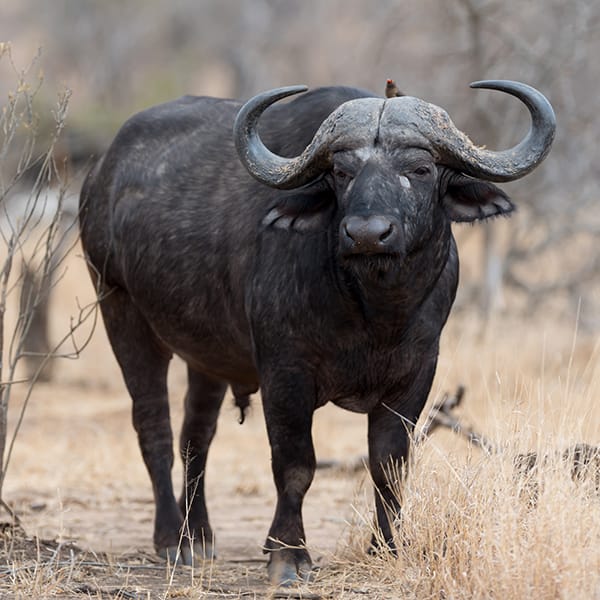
[
  {"left": 327, "top": 440, "right": 599, "bottom": 599},
  {"left": 312, "top": 313, "right": 599, "bottom": 600},
  {"left": 0, "top": 247, "right": 598, "bottom": 598}
]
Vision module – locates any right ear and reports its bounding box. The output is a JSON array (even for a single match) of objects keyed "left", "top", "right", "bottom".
[
  {"left": 441, "top": 172, "right": 515, "bottom": 222},
  {"left": 262, "top": 178, "right": 334, "bottom": 232}
]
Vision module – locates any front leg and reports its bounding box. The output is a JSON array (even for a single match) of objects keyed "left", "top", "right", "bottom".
[
  {"left": 367, "top": 403, "right": 411, "bottom": 553},
  {"left": 367, "top": 359, "right": 437, "bottom": 552},
  {"left": 260, "top": 372, "right": 316, "bottom": 586}
]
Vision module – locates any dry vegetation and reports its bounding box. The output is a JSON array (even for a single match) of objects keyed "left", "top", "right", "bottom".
[{"left": 0, "top": 247, "right": 597, "bottom": 599}]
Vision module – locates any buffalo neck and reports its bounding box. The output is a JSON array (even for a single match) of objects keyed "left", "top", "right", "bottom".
[{"left": 334, "top": 225, "right": 456, "bottom": 336}]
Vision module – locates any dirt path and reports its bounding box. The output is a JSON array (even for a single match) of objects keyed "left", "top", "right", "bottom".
[{"left": 3, "top": 375, "right": 374, "bottom": 598}]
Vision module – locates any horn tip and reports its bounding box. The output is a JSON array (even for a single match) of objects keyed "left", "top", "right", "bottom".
[
  {"left": 265, "top": 85, "right": 309, "bottom": 103},
  {"left": 280, "top": 84, "right": 309, "bottom": 94},
  {"left": 469, "top": 80, "right": 537, "bottom": 95},
  {"left": 470, "top": 80, "right": 504, "bottom": 90}
]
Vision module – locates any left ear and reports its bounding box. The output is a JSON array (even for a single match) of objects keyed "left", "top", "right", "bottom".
[
  {"left": 262, "top": 177, "right": 334, "bottom": 232},
  {"left": 441, "top": 172, "right": 515, "bottom": 222}
]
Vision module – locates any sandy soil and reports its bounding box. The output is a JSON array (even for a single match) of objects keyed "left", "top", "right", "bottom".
[{"left": 5, "top": 378, "right": 375, "bottom": 598}]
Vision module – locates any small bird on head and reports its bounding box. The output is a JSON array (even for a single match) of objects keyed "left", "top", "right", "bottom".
[{"left": 385, "top": 78, "right": 404, "bottom": 98}]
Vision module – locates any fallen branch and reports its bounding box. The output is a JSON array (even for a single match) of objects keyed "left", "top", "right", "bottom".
[
  {"left": 317, "top": 386, "right": 600, "bottom": 492},
  {"left": 414, "top": 385, "right": 495, "bottom": 454}
]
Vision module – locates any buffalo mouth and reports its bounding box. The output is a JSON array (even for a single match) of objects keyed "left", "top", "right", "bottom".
[
  {"left": 341, "top": 249, "right": 400, "bottom": 261},
  {"left": 341, "top": 251, "right": 403, "bottom": 281}
]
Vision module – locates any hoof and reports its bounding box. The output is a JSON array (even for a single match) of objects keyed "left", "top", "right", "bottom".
[
  {"left": 158, "top": 540, "right": 216, "bottom": 567},
  {"left": 368, "top": 534, "right": 397, "bottom": 557},
  {"left": 267, "top": 550, "right": 314, "bottom": 586}
]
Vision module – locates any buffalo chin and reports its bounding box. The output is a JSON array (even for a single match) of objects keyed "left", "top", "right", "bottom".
[{"left": 341, "top": 252, "right": 404, "bottom": 284}]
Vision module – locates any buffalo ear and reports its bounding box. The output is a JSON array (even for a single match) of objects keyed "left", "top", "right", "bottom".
[
  {"left": 442, "top": 173, "right": 515, "bottom": 222},
  {"left": 262, "top": 179, "right": 334, "bottom": 232}
]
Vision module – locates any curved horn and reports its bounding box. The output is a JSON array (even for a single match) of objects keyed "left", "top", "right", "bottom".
[
  {"left": 235, "top": 81, "right": 555, "bottom": 188},
  {"left": 416, "top": 80, "right": 556, "bottom": 182},
  {"left": 234, "top": 85, "right": 335, "bottom": 190}
]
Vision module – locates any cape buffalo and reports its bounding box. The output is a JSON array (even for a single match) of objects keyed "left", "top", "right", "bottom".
[{"left": 79, "top": 80, "right": 555, "bottom": 585}]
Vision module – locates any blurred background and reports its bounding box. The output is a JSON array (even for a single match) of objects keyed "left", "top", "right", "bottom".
[
  {"left": 0, "top": 0, "right": 598, "bottom": 387},
  {"left": 1, "top": 0, "right": 598, "bottom": 332}
]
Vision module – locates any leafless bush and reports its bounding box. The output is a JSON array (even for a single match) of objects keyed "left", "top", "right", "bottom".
[{"left": 0, "top": 44, "right": 97, "bottom": 512}]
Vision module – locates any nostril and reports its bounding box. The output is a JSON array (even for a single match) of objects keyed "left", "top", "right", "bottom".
[
  {"left": 366, "top": 216, "right": 394, "bottom": 244},
  {"left": 343, "top": 223, "right": 355, "bottom": 241},
  {"left": 379, "top": 222, "right": 394, "bottom": 242}
]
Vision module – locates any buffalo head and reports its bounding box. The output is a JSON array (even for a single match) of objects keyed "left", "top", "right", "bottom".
[{"left": 234, "top": 81, "right": 555, "bottom": 275}]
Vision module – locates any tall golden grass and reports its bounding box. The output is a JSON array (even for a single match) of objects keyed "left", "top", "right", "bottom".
[{"left": 323, "top": 315, "right": 600, "bottom": 599}]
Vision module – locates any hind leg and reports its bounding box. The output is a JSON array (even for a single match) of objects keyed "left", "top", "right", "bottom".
[
  {"left": 178, "top": 367, "right": 226, "bottom": 560},
  {"left": 98, "top": 288, "right": 187, "bottom": 562}
]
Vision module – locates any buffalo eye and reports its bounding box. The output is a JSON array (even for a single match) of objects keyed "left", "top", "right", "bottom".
[
  {"left": 412, "top": 165, "right": 432, "bottom": 177},
  {"left": 333, "top": 168, "right": 353, "bottom": 184}
]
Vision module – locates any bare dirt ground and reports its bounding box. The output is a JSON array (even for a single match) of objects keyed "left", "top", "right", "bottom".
[{"left": 4, "top": 374, "right": 374, "bottom": 599}]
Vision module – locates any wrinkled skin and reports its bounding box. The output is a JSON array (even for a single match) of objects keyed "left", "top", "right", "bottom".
[{"left": 80, "top": 86, "right": 514, "bottom": 585}]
